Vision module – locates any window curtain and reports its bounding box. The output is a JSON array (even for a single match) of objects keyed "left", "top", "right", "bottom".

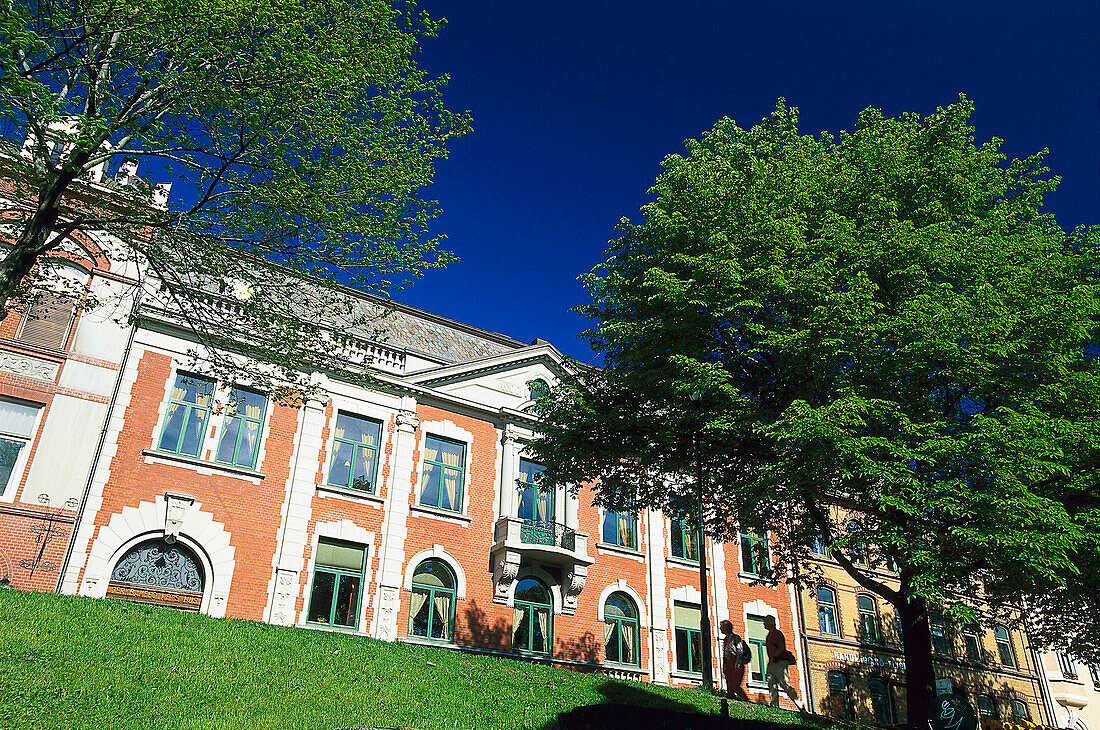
[
  {"left": 604, "top": 620, "right": 614, "bottom": 649},
  {"left": 618, "top": 512, "right": 633, "bottom": 547},
  {"left": 423, "top": 441, "right": 439, "bottom": 463},
  {"left": 433, "top": 594, "right": 451, "bottom": 639},
  {"left": 534, "top": 606, "right": 549, "bottom": 652},
  {"left": 622, "top": 623, "right": 635, "bottom": 664},
  {"left": 410, "top": 589, "right": 428, "bottom": 633},
  {"left": 513, "top": 607, "right": 527, "bottom": 648},
  {"left": 536, "top": 491, "right": 549, "bottom": 522},
  {"left": 440, "top": 444, "right": 461, "bottom": 467},
  {"left": 444, "top": 470, "right": 458, "bottom": 510}
]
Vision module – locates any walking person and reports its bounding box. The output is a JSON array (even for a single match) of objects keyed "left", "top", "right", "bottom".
[
  {"left": 763, "top": 615, "right": 805, "bottom": 712},
  {"left": 719, "top": 619, "right": 750, "bottom": 702}
]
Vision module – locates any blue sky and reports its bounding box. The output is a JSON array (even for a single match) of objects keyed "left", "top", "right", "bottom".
[{"left": 401, "top": 1, "right": 1098, "bottom": 362}]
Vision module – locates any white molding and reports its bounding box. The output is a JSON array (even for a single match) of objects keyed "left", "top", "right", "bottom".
[
  {"left": 298, "top": 519, "right": 377, "bottom": 631},
  {"left": 403, "top": 545, "right": 468, "bottom": 599},
  {"left": 595, "top": 579, "right": 649, "bottom": 628}
]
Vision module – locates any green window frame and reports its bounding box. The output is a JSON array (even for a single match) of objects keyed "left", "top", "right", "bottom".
[
  {"left": 674, "top": 602, "right": 702, "bottom": 674},
  {"left": 993, "top": 625, "right": 1015, "bottom": 668},
  {"left": 746, "top": 614, "right": 768, "bottom": 683},
  {"left": 858, "top": 594, "right": 881, "bottom": 644},
  {"left": 327, "top": 412, "right": 382, "bottom": 493},
  {"left": 670, "top": 518, "right": 699, "bottom": 561},
  {"left": 408, "top": 559, "right": 456, "bottom": 642},
  {"left": 512, "top": 577, "right": 552, "bottom": 654},
  {"left": 604, "top": 592, "right": 640, "bottom": 666},
  {"left": 306, "top": 538, "right": 366, "bottom": 629},
  {"left": 962, "top": 623, "right": 983, "bottom": 663},
  {"left": 419, "top": 435, "right": 465, "bottom": 512},
  {"left": 214, "top": 386, "right": 266, "bottom": 469},
  {"left": 740, "top": 528, "right": 770, "bottom": 576},
  {"left": 517, "top": 458, "right": 553, "bottom": 522},
  {"left": 930, "top": 614, "right": 952, "bottom": 657},
  {"left": 817, "top": 586, "right": 838, "bottom": 635},
  {"left": 602, "top": 507, "right": 638, "bottom": 549},
  {"left": 158, "top": 373, "right": 215, "bottom": 457}
]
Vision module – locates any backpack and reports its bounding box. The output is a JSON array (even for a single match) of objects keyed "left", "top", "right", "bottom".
[{"left": 740, "top": 640, "right": 752, "bottom": 665}]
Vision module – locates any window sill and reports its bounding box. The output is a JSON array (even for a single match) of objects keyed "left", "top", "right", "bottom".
[
  {"left": 141, "top": 449, "right": 265, "bottom": 480},
  {"left": 669, "top": 671, "right": 703, "bottom": 683},
  {"left": 316, "top": 484, "right": 385, "bottom": 506},
  {"left": 596, "top": 543, "right": 645, "bottom": 560},
  {"left": 409, "top": 503, "right": 471, "bottom": 525},
  {"left": 738, "top": 572, "right": 777, "bottom": 586},
  {"left": 401, "top": 635, "right": 455, "bottom": 648},
  {"left": 666, "top": 556, "right": 705, "bottom": 570},
  {"left": 602, "top": 663, "right": 648, "bottom": 678}
]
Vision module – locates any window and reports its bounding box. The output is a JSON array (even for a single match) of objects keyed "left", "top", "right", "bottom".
[
  {"left": 670, "top": 518, "right": 699, "bottom": 561},
  {"left": 603, "top": 592, "right": 640, "bottom": 666},
  {"left": 962, "top": 623, "right": 983, "bottom": 663},
  {"left": 0, "top": 400, "right": 39, "bottom": 498},
  {"left": 419, "top": 435, "right": 465, "bottom": 511},
  {"left": 158, "top": 374, "right": 214, "bottom": 457},
  {"left": 817, "top": 586, "right": 838, "bottom": 635},
  {"left": 513, "top": 577, "right": 551, "bottom": 654},
  {"left": 869, "top": 677, "right": 895, "bottom": 725},
  {"left": 1090, "top": 664, "right": 1100, "bottom": 689},
  {"left": 1057, "top": 652, "right": 1078, "bottom": 679},
  {"left": 858, "top": 594, "right": 881, "bottom": 644},
  {"left": 527, "top": 379, "right": 549, "bottom": 401},
  {"left": 674, "top": 602, "right": 702, "bottom": 674},
  {"left": 408, "top": 559, "right": 455, "bottom": 642},
  {"left": 994, "top": 625, "right": 1015, "bottom": 668},
  {"left": 930, "top": 614, "right": 952, "bottom": 657},
  {"left": 826, "top": 670, "right": 853, "bottom": 720},
  {"left": 306, "top": 538, "right": 366, "bottom": 628},
  {"left": 327, "top": 412, "right": 382, "bottom": 492},
  {"left": 847, "top": 520, "right": 867, "bottom": 565},
  {"left": 517, "top": 459, "right": 553, "bottom": 523},
  {"left": 740, "top": 528, "right": 769, "bottom": 576},
  {"left": 810, "top": 533, "right": 828, "bottom": 556},
  {"left": 602, "top": 507, "right": 638, "bottom": 549},
  {"left": 214, "top": 387, "right": 266, "bottom": 469},
  {"left": 745, "top": 614, "right": 768, "bottom": 683},
  {"left": 977, "top": 694, "right": 997, "bottom": 719},
  {"left": 17, "top": 292, "right": 75, "bottom": 350},
  {"left": 1010, "top": 699, "right": 1030, "bottom": 721}
]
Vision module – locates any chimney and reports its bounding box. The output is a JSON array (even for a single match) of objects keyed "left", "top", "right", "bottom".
[{"left": 152, "top": 182, "right": 172, "bottom": 210}]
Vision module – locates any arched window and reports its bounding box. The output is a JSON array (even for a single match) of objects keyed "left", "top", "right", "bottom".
[
  {"left": 107, "top": 539, "right": 205, "bottom": 611},
  {"left": 1010, "top": 699, "right": 1030, "bottom": 721},
  {"left": 408, "top": 559, "right": 456, "bottom": 642},
  {"left": 826, "top": 670, "right": 853, "bottom": 720},
  {"left": 603, "top": 592, "right": 640, "bottom": 666},
  {"left": 857, "top": 594, "right": 880, "bottom": 644},
  {"left": 962, "top": 623, "right": 983, "bottom": 663},
  {"left": 527, "top": 379, "right": 549, "bottom": 402},
  {"left": 977, "top": 694, "right": 997, "bottom": 719},
  {"left": 817, "top": 586, "right": 838, "bottom": 635},
  {"left": 869, "top": 677, "right": 895, "bottom": 725},
  {"left": 994, "top": 625, "right": 1015, "bottom": 668},
  {"left": 513, "top": 577, "right": 552, "bottom": 654}
]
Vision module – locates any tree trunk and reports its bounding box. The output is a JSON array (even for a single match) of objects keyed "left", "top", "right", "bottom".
[{"left": 896, "top": 572, "right": 935, "bottom": 730}]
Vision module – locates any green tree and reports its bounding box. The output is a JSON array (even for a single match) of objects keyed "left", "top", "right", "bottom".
[
  {"left": 0, "top": 0, "right": 469, "bottom": 392},
  {"left": 531, "top": 97, "right": 1100, "bottom": 725}
]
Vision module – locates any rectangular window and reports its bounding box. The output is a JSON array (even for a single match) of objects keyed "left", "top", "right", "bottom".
[
  {"left": 1089, "top": 664, "right": 1099, "bottom": 689},
  {"left": 746, "top": 614, "right": 768, "bottom": 683},
  {"left": 963, "top": 625, "right": 983, "bottom": 663},
  {"left": 306, "top": 538, "right": 366, "bottom": 628},
  {"left": 740, "top": 529, "right": 770, "bottom": 576},
  {"left": 1057, "top": 653, "right": 1078, "bottom": 679},
  {"left": 602, "top": 508, "right": 638, "bottom": 549},
  {"left": 158, "top": 374, "right": 214, "bottom": 457},
  {"left": 930, "top": 615, "right": 952, "bottom": 657},
  {"left": 517, "top": 458, "right": 553, "bottom": 523},
  {"left": 419, "top": 435, "right": 465, "bottom": 512},
  {"left": 670, "top": 518, "right": 699, "bottom": 561},
  {"left": 0, "top": 399, "right": 40, "bottom": 497},
  {"left": 674, "top": 602, "right": 702, "bottom": 674},
  {"left": 214, "top": 387, "right": 266, "bottom": 469},
  {"left": 17, "top": 292, "right": 76, "bottom": 350},
  {"left": 327, "top": 412, "right": 382, "bottom": 492}
]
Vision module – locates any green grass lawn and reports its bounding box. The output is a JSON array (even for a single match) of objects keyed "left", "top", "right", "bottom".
[{"left": 0, "top": 589, "right": 838, "bottom": 730}]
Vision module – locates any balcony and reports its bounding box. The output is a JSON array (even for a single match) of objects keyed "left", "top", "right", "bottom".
[{"left": 490, "top": 516, "right": 593, "bottom": 614}]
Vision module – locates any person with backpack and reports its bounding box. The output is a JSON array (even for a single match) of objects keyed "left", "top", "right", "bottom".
[{"left": 719, "top": 619, "right": 751, "bottom": 701}]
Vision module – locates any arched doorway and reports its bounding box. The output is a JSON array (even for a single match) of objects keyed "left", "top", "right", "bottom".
[{"left": 105, "top": 539, "right": 205, "bottom": 611}]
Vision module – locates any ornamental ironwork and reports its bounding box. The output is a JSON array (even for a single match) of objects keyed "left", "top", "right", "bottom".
[
  {"left": 520, "top": 519, "right": 576, "bottom": 552},
  {"left": 110, "top": 541, "right": 203, "bottom": 592}
]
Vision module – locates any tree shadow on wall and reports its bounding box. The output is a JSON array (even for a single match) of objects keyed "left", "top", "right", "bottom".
[
  {"left": 459, "top": 599, "right": 510, "bottom": 651},
  {"left": 555, "top": 630, "right": 600, "bottom": 665}
]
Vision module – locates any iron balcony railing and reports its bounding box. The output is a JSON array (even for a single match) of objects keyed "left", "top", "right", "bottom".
[{"left": 519, "top": 518, "right": 577, "bottom": 552}]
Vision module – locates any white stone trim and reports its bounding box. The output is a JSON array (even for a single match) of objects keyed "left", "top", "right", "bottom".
[
  {"left": 78, "top": 496, "right": 235, "bottom": 617},
  {"left": 298, "top": 519, "right": 377, "bottom": 631},
  {"left": 511, "top": 565, "right": 563, "bottom": 615},
  {"left": 743, "top": 598, "right": 779, "bottom": 628},
  {"left": 403, "top": 545, "right": 467, "bottom": 599},
  {"left": 0, "top": 396, "right": 46, "bottom": 505},
  {"left": 595, "top": 579, "right": 649, "bottom": 628}
]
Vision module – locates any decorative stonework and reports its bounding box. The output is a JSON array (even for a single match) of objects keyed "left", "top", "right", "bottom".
[
  {"left": 396, "top": 410, "right": 419, "bottom": 433},
  {"left": 0, "top": 351, "right": 58, "bottom": 381},
  {"left": 492, "top": 550, "right": 521, "bottom": 604},
  {"left": 163, "top": 492, "right": 194, "bottom": 542},
  {"left": 652, "top": 628, "right": 668, "bottom": 683},
  {"left": 270, "top": 569, "right": 298, "bottom": 626},
  {"left": 562, "top": 564, "right": 587, "bottom": 614},
  {"left": 377, "top": 586, "right": 399, "bottom": 641}
]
